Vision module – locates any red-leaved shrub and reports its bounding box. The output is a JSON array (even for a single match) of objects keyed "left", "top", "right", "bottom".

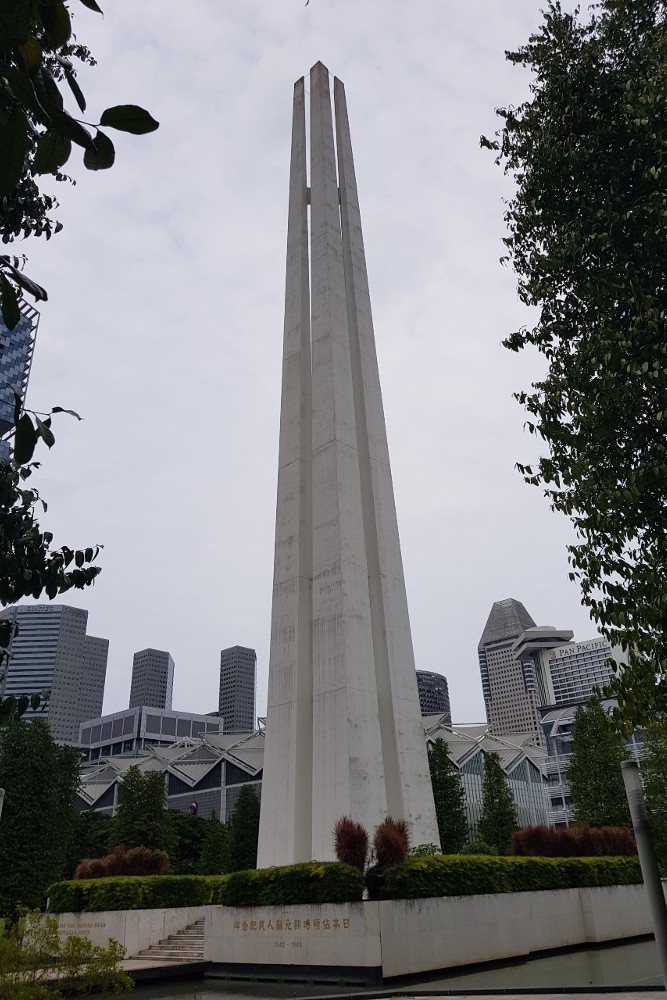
[
  {"left": 373, "top": 818, "right": 410, "bottom": 867},
  {"left": 333, "top": 817, "right": 369, "bottom": 871},
  {"left": 74, "top": 845, "right": 170, "bottom": 879},
  {"left": 512, "top": 825, "right": 636, "bottom": 857}
]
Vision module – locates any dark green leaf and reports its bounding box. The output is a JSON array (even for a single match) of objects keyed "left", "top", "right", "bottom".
[
  {"left": 75, "top": 549, "right": 84, "bottom": 567},
  {"left": 0, "top": 62, "right": 51, "bottom": 125},
  {"left": 35, "top": 416, "right": 55, "bottom": 448},
  {"left": 30, "top": 693, "right": 42, "bottom": 711},
  {"left": 14, "top": 413, "right": 38, "bottom": 466},
  {"left": 16, "top": 695, "right": 29, "bottom": 717},
  {"left": 0, "top": 275, "right": 20, "bottom": 330},
  {"left": 77, "top": 0, "right": 103, "bottom": 11},
  {"left": 18, "top": 37, "right": 43, "bottom": 74},
  {"left": 0, "top": 258, "right": 47, "bottom": 302},
  {"left": 32, "top": 129, "right": 72, "bottom": 175},
  {"left": 99, "top": 104, "right": 159, "bottom": 134},
  {"left": 49, "top": 107, "right": 95, "bottom": 151},
  {"left": 33, "top": 67, "right": 63, "bottom": 112},
  {"left": 51, "top": 406, "right": 81, "bottom": 419},
  {"left": 83, "top": 129, "right": 115, "bottom": 170},
  {"left": 39, "top": 0, "right": 72, "bottom": 49},
  {"left": 64, "top": 66, "right": 86, "bottom": 113},
  {"left": 0, "top": 103, "right": 29, "bottom": 197}
]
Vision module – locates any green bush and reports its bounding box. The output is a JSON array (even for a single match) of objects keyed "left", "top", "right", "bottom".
[
  {"left": 366, "top": 854, "right": 643, "bottom": 900},
  {"left": 47, "top": 875, "right": 214, "bottom": 913},
  {"left": 47, "top": 862, "right": 363, "bottom": 912}
]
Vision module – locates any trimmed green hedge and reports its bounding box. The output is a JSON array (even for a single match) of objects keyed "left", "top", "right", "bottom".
[
  {"left": 367, "top": 854, "right": 643, "bottom": 900},
  {"left": 48, "top": 855, "right": 643, "bottom": 912},
  {"left": 47, "top": 863, "right": 364, "bottom": 913}
]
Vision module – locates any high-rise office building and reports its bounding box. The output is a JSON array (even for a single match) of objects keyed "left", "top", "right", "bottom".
[
  {"left": 478, "top": 598, "right": 541, "bottom": 738},
  {"left": 416, "top": 670, "right": 451, "bottom": 722},
  {"left": 129, "top": 648, "right": 174, "bottom": 710},
  {"left": 512, "top": 627, "right": 615, "bottom": 706},
  {"left": 0, "top": 603, "right": 108, "bottom": 744},
  {"left": 0, "top": 300, "right": 38, "bottom": 463},
  {"left": 218, "top": 645, "right": 256, "bottom": 732}
]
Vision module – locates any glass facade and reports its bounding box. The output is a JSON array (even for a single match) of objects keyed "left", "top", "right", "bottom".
[{"left": 0, "top": 301, "right": 38, "bottom": 461}]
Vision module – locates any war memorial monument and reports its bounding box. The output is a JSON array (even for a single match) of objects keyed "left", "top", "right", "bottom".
[{"left": 257, "top": 61, "right": 439, "bottom": 867}]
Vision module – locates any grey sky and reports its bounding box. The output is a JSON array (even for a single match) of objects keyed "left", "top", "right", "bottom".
[{"left": 19, "top": 0, "right": 591, "bottom": 724}]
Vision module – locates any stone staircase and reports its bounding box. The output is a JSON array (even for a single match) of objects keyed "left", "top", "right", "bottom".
[{"left": 133, "top": 918, "right": 205, "bottom": 963}]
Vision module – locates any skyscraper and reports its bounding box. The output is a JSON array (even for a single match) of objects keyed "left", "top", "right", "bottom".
[
  {"left": 478, "top": 598, "right": 540, "bottom": 737},
  {"left": 257, "top": 64, "right": 439, "bottom": 867},
  {"left": 129, "top": 648, "right": 174, "bottom": 710},
  {"left": 218, "top": 645, "right": 256, "bottom": 732},
  {"left": 0, "top": 603, "right": 108, "bottom": 744},
  {"left": 416, "top": 670, "right": 451, "bottom": 721},
  {"left": 512, "top": 627, "right": 616, "bottom": 706},
  {"left": 0, "top": 300, "right": 38, "bottom": 462}
]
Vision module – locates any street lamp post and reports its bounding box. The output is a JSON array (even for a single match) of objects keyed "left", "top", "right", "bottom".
[{"left": 621, "top": 760, "right": 667, "bottom": 987}]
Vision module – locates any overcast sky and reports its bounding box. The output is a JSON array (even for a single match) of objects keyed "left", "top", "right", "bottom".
[{"left": 17, "top": 0, "right": 591, "bottom": 724}]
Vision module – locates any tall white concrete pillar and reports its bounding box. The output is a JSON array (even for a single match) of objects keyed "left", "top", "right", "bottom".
[{"left": 257, "top": 64, "right": 439, "bottom": 868}]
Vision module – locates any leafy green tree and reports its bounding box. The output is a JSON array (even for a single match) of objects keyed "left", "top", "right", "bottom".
[
  {"left": 167, "top": 810, "right": 208, "bottom": 875},
  {"left": 0, "top": 0, "right": 158, "bottom": 324},
  {"left": 483, "top": 0, "right": 667, "bottom": 725},
  {"left": 227, "top": 785, "right": 260, "bottom": 872},
  {"left": 0, "top": 718, "right": 79, "bottom": 916},
  {"left": 65, "top": 809, "right": 112, "bottom": 878},
  {"left": 428, "top": 739, "right": 467, "bottom": 853},
  {"left": 197, "top": 812, "right": 231, "bottom": 875},
  {"left": 477, "top": 752, "right": 519, "bottom": 855},
  {"left": 110, "top": 766, "right": 173, "bottom": 855},
  {"left": 566, "top": 696, "right": 630, "bottom": 828},
  {"left": 640, "top": 714, "right": 667, "bottom": 864},
  {"left": 0, "top": 416, "right": 101, "bottom": 725}
]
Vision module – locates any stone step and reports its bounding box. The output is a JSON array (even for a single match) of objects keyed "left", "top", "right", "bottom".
[{"left": 130, "top": 918, "right": 205, "bottom": 963}]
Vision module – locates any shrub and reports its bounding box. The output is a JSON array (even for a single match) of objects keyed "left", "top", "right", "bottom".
[
  {"left": 333, "top": 817, "right": 369, "bottom": 871},
  {"left": 410, "top": 843, "right": 440, "bottom": 857},
  {"left": 365, "top": 854, "right": 643, "bottom": 900},
  {"left": 373, "top": 818, "right": 410, "bottom": 866},
  {"left": 512, "top": 825, "right": 636, "bottom": 857},
  {"left": 73, "top": 846, "right": 169, "bottom": 879},
  {"left": 460, "top": 839, "right": 499, "bottom": 855},
  {"left": 0, "top": 910, "right": 132, "bottom": 997}
]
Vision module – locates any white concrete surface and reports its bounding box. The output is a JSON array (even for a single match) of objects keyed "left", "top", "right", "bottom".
[
  {"left": 258, "top": 61, "right": 439, "bottom": 867},
  {"left": 205, "top": 883, "right": 656, "bottom": 979},
  {"left": 55, "top": 906, "right": 209, "bottom": 956}
]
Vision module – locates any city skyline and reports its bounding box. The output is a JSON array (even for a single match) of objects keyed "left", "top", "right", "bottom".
[{"left": 10, "top": 0, "right": 592, "bottom": 728}]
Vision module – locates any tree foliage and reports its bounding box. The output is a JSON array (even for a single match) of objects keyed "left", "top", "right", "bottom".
[
  {"left": 110, "top": 766, "right": 173, "bottom": 855},
  {"left": 428, "top": 738, "right": 467, "bottom": 853},
  {"left": 0, "top": 0, "right": 158, "bottom": 326},
  {"left": 0, "top": 412, "right": 101, "bottom": 725},
  {"left": 641, "top": 713, "right": 667, "bottom": 865},
  {"left": 484, "top": 0, "right": 667, "bottom": 725},
  {"left": 65, "top": 809, "right": 112, "bottom": 878},
  {"left": 566, "top": 695, "right": 631, "bottom": 828},
  {"left": 227, "top": 785, "right": 260, "bottom": 872},
  {"left": 477, "top": 751, "right": 518, "bottom": 855},
  {"left": 197, "top": 811, "right": 230, "bottom": 876},
  {"left": 167, "top": 810, "right": 208, "bottom": 876},
  {"left": 0, "top": 718, "right": 79, "bottom": 916}
]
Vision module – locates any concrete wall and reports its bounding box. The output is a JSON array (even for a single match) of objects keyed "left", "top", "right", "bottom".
[
  {"left": 54, "top": 882, "right": 659, "bottom": 980},
  {"left": 206, "top": 883, "right": 657, "bottom": 981},
  {"left": 55, "top": 906, "right": 209, "bottom": 957}
]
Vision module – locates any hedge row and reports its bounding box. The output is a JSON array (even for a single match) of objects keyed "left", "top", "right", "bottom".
[
  {"left": 48, "top": 855, "right": 643, "bottom": 913},
  {"left": 367, "top": 854, "right": 643, "bottom": 900},
  {"left": 47, "top": 862, "right": 364, "bottom": 913}
]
